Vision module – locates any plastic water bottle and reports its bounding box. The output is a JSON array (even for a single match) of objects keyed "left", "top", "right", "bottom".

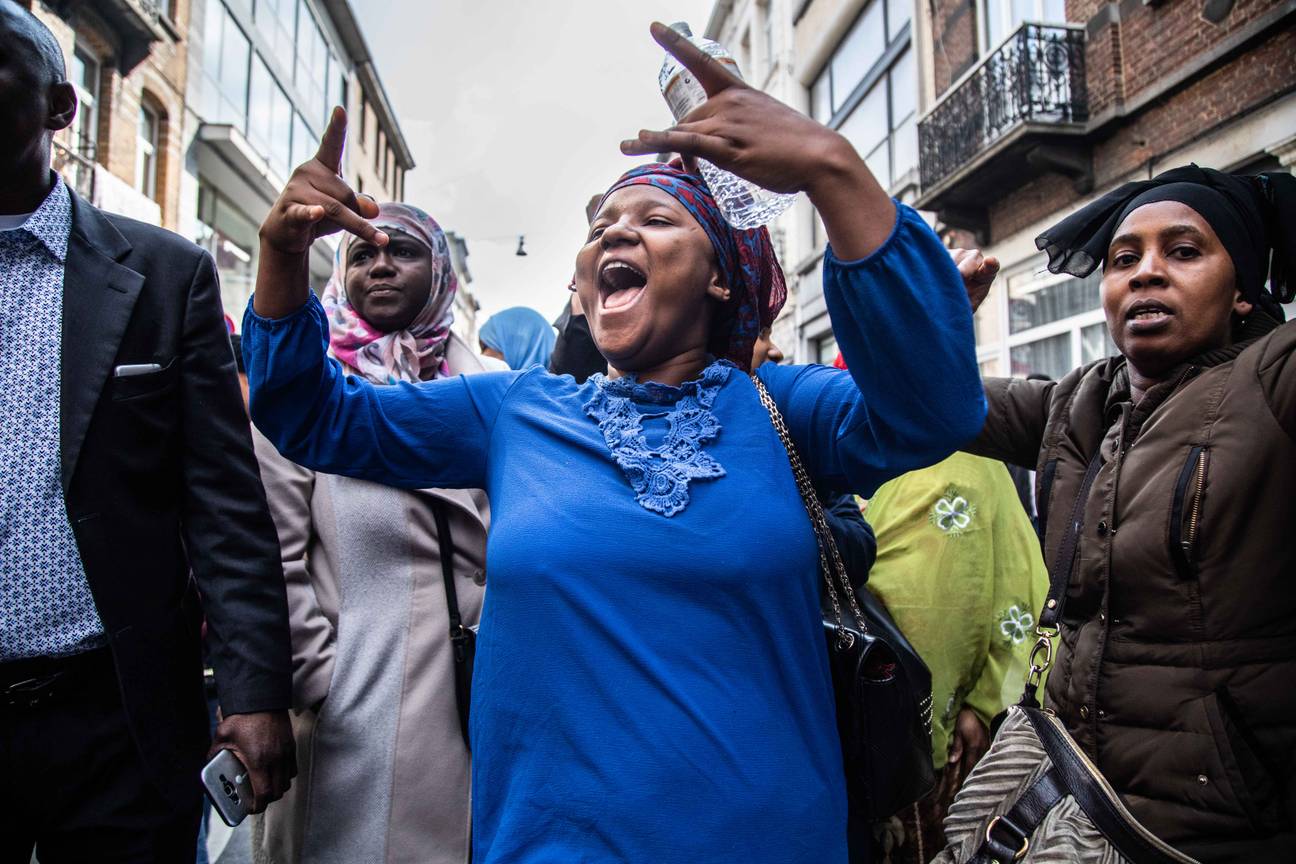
[{"left": 657, "top": 22, "right": 796, "bottom": 230}]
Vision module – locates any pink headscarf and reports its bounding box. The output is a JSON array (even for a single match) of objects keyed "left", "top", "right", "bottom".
[{"left": 321, "top": 203, "right": 458, "bottom": 384}]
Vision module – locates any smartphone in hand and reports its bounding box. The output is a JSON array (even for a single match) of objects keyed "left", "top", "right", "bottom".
[{"left": 201, "top": 748, "right": 252, "bottom": 827}]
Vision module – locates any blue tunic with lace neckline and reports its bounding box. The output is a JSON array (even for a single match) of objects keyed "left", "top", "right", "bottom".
[
  {"left": 242, "top": 203, "right": 986, "bottom": 864},
  {"left": 584, "top": 360, "right": 733, "bottom": 517}
]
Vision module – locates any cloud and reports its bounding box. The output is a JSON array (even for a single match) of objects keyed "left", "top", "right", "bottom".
[{"left": 363, "top": 0, "right": 715, "bottom": 320}]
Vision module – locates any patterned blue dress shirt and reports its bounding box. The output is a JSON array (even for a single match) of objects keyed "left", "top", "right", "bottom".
[{"left": 0, "top": 176, "right": 106, "bottom": 660}]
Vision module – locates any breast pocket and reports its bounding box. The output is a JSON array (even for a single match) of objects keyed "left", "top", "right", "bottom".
[{"left": 112, "top": 357, "right": 179, "bottom": 402}]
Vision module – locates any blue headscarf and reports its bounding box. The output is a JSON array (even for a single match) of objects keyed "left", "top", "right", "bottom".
[{"left": 480, "top": 307, "right": 557, "bottom": 370}]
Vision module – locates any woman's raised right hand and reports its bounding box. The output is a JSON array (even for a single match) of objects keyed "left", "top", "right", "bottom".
[{"left": 259, "top": 106, "right": 388, "bottom": 256}]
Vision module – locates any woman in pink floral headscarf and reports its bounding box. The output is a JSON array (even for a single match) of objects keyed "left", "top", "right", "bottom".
[
  {"left": 321, "top": 202, "right": 462, "bottom": 383},
  {"left": 251, "top": 202, "right": 496, "bottom": 864}
]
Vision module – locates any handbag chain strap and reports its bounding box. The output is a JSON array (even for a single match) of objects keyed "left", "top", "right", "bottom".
[{"left": 751, "top": 375, "right": 869, "bottom": 647}]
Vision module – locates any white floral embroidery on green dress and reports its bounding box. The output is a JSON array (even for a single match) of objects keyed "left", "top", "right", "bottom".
[
  {"left": 999, "top": 605, "right": 1034, "bottom": 645},
  {"left": 929, "top": 487, "right": 976, "bottom": 535}
]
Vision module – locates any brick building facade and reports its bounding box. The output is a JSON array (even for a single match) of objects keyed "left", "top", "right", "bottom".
[
  {"left": 914, "top": 0, "right": 1296, "bottom": 378},
  {"left": 29, "top": 0, "right": 190, "bottom": 230}
]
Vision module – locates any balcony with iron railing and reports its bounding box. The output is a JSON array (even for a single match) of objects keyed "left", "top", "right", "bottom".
[
  {"left": 93, "top": 0, "right": 170, "bottom": 72},
  {"left": 915, "top": 23, "right": 1090, "bottom": 237}
]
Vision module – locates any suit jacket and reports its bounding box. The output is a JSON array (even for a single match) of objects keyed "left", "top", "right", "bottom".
[{"left": 61, "top": 191, "right": 291, "bottom": 805}]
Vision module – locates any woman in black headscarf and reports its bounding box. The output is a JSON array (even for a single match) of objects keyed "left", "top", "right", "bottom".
[{"left": 959, "top": 164, "right": 1296, "bottom": 861}]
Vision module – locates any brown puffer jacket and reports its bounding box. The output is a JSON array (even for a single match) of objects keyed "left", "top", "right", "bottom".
[{"left": 969, "top": 314, "right": 1296, "bottom": 862}]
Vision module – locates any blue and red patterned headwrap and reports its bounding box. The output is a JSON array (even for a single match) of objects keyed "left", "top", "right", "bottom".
[{"left": 598, "top": 163, "right": 787, "bottom": 372}]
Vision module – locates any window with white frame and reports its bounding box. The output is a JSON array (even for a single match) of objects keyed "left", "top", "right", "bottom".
[
  {"left": 979, "top": 0, "right": 1066, "bottom": 52},
  {"left": 69, "top": 47, "right": 100, "bottom": 155},
  {"left": 978, "top": 259, "right": 1117, "bottom": 379},
  {"left": 135, "top": 104, "right": 160, "bottom": 200},
  {"left": 809, "top": 0, "right": 916, "bottom": 195}
]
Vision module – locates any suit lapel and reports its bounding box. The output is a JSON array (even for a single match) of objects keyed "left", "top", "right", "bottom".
[{"left": 60, "top": 195, "right": 145, "bottom": 491}]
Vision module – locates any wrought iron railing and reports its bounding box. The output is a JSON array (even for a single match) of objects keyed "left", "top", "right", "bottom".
[
  {"left": 52, "top": 139, "right": 96, "bottom": 200},
  {"left": 918, "top": 23, "right": 1087, "bottom": 191},
  {"left": 131, "top": 0, "right": 164, "bottom": 24}
]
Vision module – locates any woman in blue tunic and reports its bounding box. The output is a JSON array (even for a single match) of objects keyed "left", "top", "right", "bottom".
[{"left": 245, "top": 24, "right": 986, "bottom": 863}]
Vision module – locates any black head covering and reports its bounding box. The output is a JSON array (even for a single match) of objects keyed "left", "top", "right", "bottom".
[{"left": 1035, "top": 164, "right": 1296, "bottom": 319}]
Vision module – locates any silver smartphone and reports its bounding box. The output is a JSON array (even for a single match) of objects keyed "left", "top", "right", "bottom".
[{"left": 201, "top": 749, "right": 252, "bottom": 827}]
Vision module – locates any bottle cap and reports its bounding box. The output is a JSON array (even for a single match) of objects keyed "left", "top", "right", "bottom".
[{"left": 669, "top": 22, "right": 694, "bottom": 37}]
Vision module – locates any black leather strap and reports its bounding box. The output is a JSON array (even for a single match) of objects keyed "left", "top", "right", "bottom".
[
  {"left": 1025, "top": 708, "right": 1194, "bottom": 864},
  {"left": 969, "top": 767, "right": 1065, "bottom": 863},
  {"left": 430, "top": 499, "right": 473, "bottom": 750},
  {"left": 1039, "top": 453, "right": 1104, "bottom": 631}
]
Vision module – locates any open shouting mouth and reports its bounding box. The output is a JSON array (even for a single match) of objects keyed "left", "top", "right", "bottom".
[{"left": 598, "top": 259, "right": 648, "bottom": 314}]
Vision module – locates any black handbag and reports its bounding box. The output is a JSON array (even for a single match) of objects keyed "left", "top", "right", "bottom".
[
  {"left": 752, "top": 376, "right": 936, "bottom": 827},
  {"left": 430, "top": 500, "right": 477, "bottom": 752}
]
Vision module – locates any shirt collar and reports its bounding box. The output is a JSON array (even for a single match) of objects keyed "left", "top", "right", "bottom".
[{"left": 14, "top": 174, "right": 73, "bottom": 263}]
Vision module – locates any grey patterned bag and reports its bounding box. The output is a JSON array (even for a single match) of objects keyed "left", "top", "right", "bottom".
[
  {"left": 932, "top": 705, "right": 1199, "bottom": 864},
  {"left": 931, "top": 455, "right": 1199, "bottom": 864}
]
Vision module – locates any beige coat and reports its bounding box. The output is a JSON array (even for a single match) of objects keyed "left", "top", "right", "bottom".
[{"left": 252, "top": 334, "right": 493, "bottom": 864}]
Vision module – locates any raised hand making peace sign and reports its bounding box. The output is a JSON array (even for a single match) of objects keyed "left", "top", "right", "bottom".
[{"left": 622, "top": 22, "right": 896, "bottom": 259}]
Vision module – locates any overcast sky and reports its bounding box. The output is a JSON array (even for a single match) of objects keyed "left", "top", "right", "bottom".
[{"left": 362, "top": 0, "right": 715, "bottom": 327}]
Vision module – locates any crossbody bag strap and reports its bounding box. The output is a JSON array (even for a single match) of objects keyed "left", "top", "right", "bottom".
[
  {"left": 430, "top": 499, "right": 474, "bottom": 752},
  {"left": 1021, "top": 452, "right": 1104, "bottom": 707},
  {"left": 430, "top": 500, "right": 467, "bottom": 643},
  {"left": 1024, "top": 708, "right": 1200, "bottom": 864},
  {"left": 750, "top": 374, "right": 867, "bottom": 643}
]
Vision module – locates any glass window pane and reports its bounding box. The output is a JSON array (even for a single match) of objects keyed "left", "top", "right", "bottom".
[
  {"left": 217, "top": 11, "right": 250, "bottom": 126},
  {"left": 1012, "top": 0, "right": 1035, "bottom": 28},
  {"left": 886, "top": 0, "right": 911, "bottom": 41},
  {"left": 202, "top": 0, "right": 223, "bottom": 79},
  {"left": 1008, "top": 271, "right": 1101, "bottom": 334},
  {"left": 248, "top": 55, "right": 293, "bottom": 179},
  {"left": 810, "top": 69, "right": 831, "bottom": 122},
  {"left": 816, "top": 334, "right": 839, "bottom": 365},
  {"left": 1080, "top": 322, "right": 1117, "bottom": 364},
  {"left": 838, "top": 80, "right": 888, "bottom": 159},
  {"left": 985, "top": 0, "right": 1007, "bottom": 48},
  {"left": 257, "top": 0, "right": 296, "bottom": 60},
  {"left": 829, "top": 0, "right": 884, "bottom": 112},
  {"left": 327, "top": 56, "right": 346, "bottom": 114},
  {"left": 889, "top": 48, "right": 915, "bottom": 126},
  {"left": 974, "top": 286, "right": 1001, "bottom": 344},
  {"left": 892, "top": 115, "right": 917, "bottom": 181},
  {"left": 295, "top": 2, "right": 328, "bottom": 128},
  {"left": 71, "top": 48, "right": 99, "bottom": 151},
  {"left": 1042, "top": 0, "right": 1066, "bottom": 21},
  {"left": 1010, "top": 332, "right": 1071, "bottom": 379},
  {"left": 291, "top": 112, "right": 314, "bottom": 172},
  {"left": 865, "top": 140, "right": 891, "bottom": 189},
  {"left": 135, "top": 106, "right": 158, "bottom": 199}
]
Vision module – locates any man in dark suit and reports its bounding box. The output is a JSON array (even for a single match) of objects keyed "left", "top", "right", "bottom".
[{"left": 0, "top": 4, "right": 294, "bottom": 860}]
